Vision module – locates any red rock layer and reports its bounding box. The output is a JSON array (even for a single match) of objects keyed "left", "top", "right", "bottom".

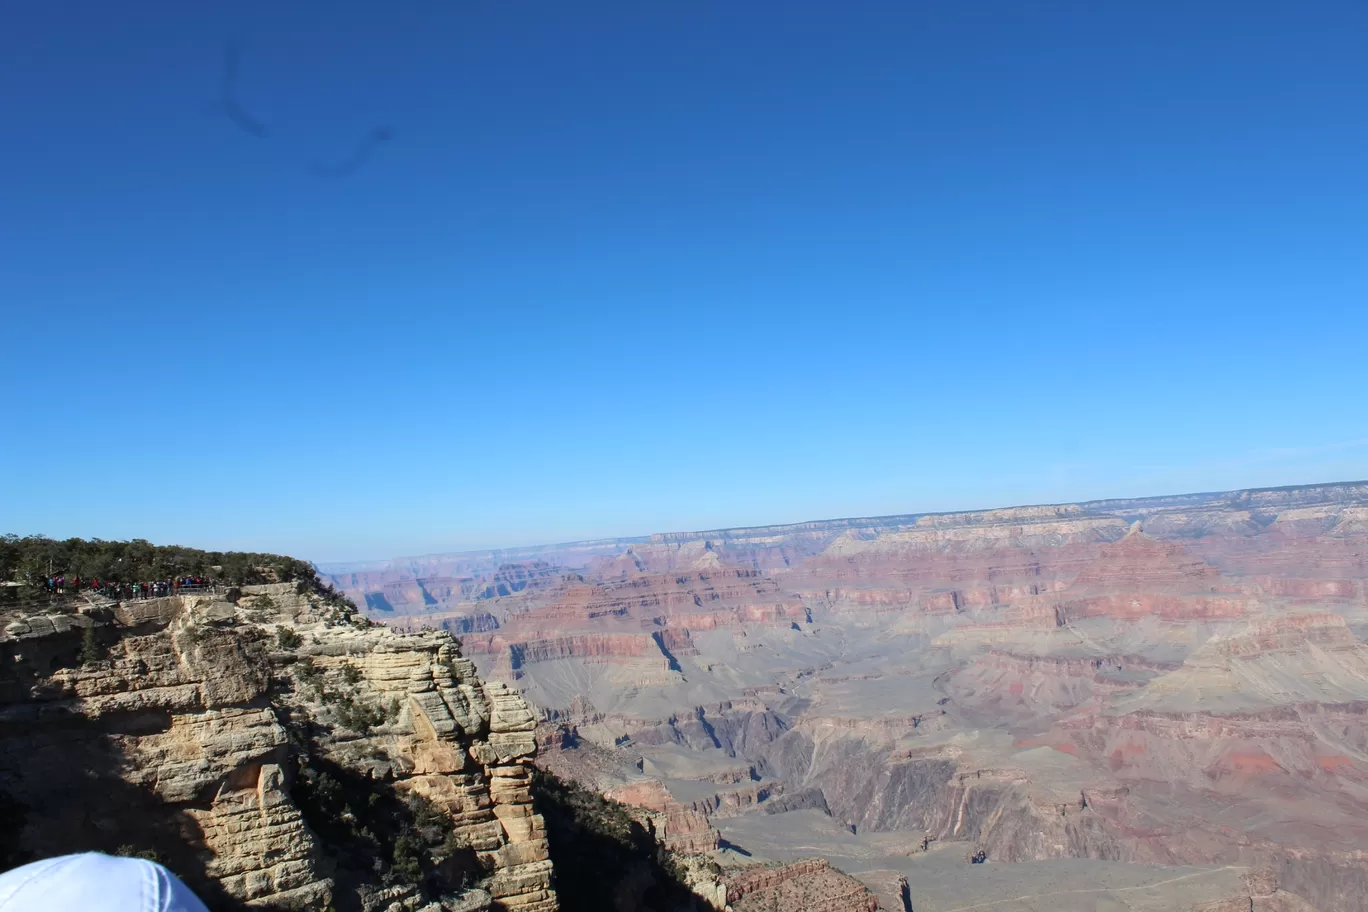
[{"left": 725, "top": 859, "right": 881, "bottom": 912}]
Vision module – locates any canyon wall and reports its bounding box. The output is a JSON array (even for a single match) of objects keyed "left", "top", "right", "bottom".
[
  {"left": 0, "top": 583, "right": 556, "bottom": 912},
  {"left": 333, "top": 481, "right": 1368, "bottom": 912}
]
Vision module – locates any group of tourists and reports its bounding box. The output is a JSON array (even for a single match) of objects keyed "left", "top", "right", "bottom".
[{"left": 39, "top": 575, "right": 216, "bottom": 600}]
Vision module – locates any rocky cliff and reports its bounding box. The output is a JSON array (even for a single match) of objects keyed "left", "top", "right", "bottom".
[{"left": 0, "top": 582, "right": 557, "bottom": 912}]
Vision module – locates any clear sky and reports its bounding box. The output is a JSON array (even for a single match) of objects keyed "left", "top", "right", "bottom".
[{"left": 2, "top": 0, "right": 1366, "bottom": 562}]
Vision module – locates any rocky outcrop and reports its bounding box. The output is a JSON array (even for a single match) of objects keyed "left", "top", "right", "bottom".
[
  {"left": 0, "top": 583, "right": 557, "bottom": 912},
  {"left": 500, "top": 635, "right": 667, "bottom": 670},
  {"left": 724, "top": 859, "right": 880, "bottom": 912},
  {"left": 1188, "top": 869, "right": 1323, "bottom": 911},
  {"left": 604, "top": 779, "right": 721, "bottom": 855}
]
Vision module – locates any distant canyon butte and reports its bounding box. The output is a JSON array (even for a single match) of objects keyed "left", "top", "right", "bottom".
[{"left": 321, "top": 482, "right": 1368, "bottom": 912}]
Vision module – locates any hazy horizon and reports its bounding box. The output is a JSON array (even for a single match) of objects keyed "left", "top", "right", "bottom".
[
  {"left": 303, "top": 475, "right": 1367, "bottom": 568},
  {"left": 10, "top": 475, "right": 1367, "bottom": 568}
]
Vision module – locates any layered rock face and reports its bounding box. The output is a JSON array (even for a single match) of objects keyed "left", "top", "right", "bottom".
[
  {"left": 723, "top": 859, "right": 880, "bottom": 912},
  {"left": 0, "top": 583, "right": 556, "bottom": 912},
  {"left": 330, "top": 482, "right": 1368, "bottom": 912},
  {"left": 603, "top": 779, "right": 721, "bottom": 855}
]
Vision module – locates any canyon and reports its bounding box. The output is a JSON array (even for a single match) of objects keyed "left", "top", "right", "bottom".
[
  {"left": 0, "top": 565, "right": 888, "bottom": 912},
  {"left": 322, "top": 482, "right": 1368, "bottom": 912}
]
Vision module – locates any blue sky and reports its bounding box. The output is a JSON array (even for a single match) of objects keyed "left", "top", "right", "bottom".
[{"left": 2, "top": 0, "right": 1366, "bottom": 561}]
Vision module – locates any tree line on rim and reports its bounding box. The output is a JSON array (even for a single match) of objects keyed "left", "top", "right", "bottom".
[{"left": 0, "top": 534, "right": 317, "bottom": 594}]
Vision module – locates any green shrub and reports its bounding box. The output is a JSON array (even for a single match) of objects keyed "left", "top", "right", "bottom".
[
  {"left": 289, "top": 760, "right": 486, "bottom": 903},
  {"left": 79, "top": 625, "right": 105, "bottom": 665},
  {"left": 277, "top": 627, "right": 303, "bottom": 650},
  {"left": 388, "top": 830, "right": 423, "bottom": 885},
  {"left": 295, "top": 657, "right": 323, "bottom": 687},
  {"left": 334, "top": 693, "right": 388, "bottom": 733}
]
